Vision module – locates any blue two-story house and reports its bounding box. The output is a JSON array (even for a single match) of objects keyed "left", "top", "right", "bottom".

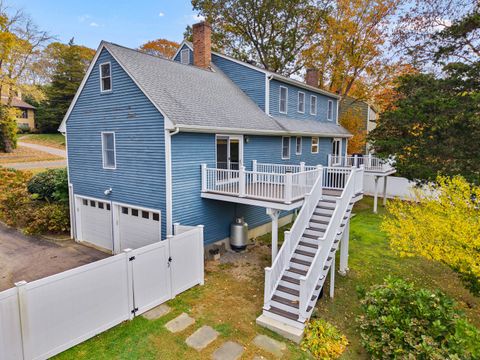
[{"left": 59, "top": 21, "right": 351, "bottom": 256}]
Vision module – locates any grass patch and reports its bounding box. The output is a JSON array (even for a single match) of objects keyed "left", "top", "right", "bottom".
[
  {"left": 0, "top": 145, "right": 63, "bottom": 164},
  {"left": 19, "top": 133, "right": 66, "bottom": 149}
]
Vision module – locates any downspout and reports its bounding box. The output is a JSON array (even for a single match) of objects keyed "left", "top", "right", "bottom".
[
  {"left": 265, "top": 74, "right": 273, "bottom": 115},
  {"left": 165, "top": 126, "right": 179, "bottom": 236}
]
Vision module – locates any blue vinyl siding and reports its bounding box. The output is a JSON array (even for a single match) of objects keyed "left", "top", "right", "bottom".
[
  {"left": 269, "top": 79, "right": 338, "bottom": 122},
  {"left": 212, "top": 54, "right": 266, "bottom": 111},
  {"left": 66, "top": 48, "right": 167, "bottom": 235},
  {"left": 173, "top": 44, "right": 193, "bottom": 65}
]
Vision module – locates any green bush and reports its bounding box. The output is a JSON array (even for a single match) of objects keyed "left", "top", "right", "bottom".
[
  {"left": 357, "top": 277, "right": 480, "bottom": 359},
  {"left": 302, "top": 319, "right": 348, "bottom": 359},
  {"left": 0, "top": 168, "right": 69, "bottom": 234},
  {"left": 27, "top": 168, "right": 68, "bottom": 203}
]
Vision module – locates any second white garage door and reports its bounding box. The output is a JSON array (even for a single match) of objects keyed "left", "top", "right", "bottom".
[
  {"left": 78, "top": 197, "right": 113, "bottom": 252},
  {"left": 118, "top": 205, "right": 161, "bottom": 251}
]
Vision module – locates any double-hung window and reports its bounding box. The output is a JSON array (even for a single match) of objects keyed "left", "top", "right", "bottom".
[
  {"left": 332, "top": 138, "right": 342, "bottom": 164},
  {"left": 282, "top": 136, "right": 290, "bottom": 159},
  {"left": 327, "top": 100, "right": 334, "bottom": 121},
  {"left": 296, "top": 136, "right": 302, "bottom": 155},
  {"left": 279, "top": 86, "right": 288, "bottom": 114},
  {"left": 102, "top": 132, "right": 116, "bottom": 169},
  {"left": 180, "top": 49, "right": 190, "bottom": 64},
  {"left": 310, "top": 95, "right": 317, "bottom": 115},
  {"left": 297, "top": 92, "right": 305, "bottom": 113},
  {"left": 100, "top": 62, "right": 112, "bottom": 92},
  {"left": 311, "top": 137, "right": 319, "bottom": 154}
]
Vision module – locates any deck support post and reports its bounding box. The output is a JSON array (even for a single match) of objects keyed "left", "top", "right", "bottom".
[
  {"left": 266, "top": 208, "right": 281, "bottom": 263},
  {"left": 373, "top": 175, "right": 379, "bottom": 213},
  {"left": 383, "top": 176, "right": 388, "bottom": 206},
  {"left": 339, "top": 219, "right": 350, "bottom": 275},
  {"left": 329, "top": 257, "right": 335, "bottom": 298}
]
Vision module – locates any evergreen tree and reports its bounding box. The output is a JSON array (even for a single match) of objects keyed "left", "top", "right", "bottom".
[{"left": 36, "top": 39, "right": 94, "bottom": 133}]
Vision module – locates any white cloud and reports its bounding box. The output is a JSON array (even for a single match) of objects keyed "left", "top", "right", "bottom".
[
  {"left": 192, "top": 14, "right": 205, "bottom": 22},
  {"left": 89, "top": 22, "right": 100, "bottom": 27},
  {"left": 159, "top": 12, "right": 165, "bottom": 17},
  {"left": 78, "top": 14, "right": 91, "bottom": 23}
]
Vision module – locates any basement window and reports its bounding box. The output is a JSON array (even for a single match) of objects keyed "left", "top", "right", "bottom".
[{"left": 100, "top": 62, "right": 112, "bottom": 92}]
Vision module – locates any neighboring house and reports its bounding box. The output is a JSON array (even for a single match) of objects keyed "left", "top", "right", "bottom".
[
  {"left": 60, "top": 22, "right": 363, "bottom": 339},
  {"left": 0, "top": 93, "right": 36, "bottom": 131},
  {"left": 339, "top": 96, "right": 377, "bottom": 153}
]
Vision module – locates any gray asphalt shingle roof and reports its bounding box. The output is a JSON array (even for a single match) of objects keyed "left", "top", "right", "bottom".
[{"left": 104, "top": 42, "right": 351, "bottom": 137}]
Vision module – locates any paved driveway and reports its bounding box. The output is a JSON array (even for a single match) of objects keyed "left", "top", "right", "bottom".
[{"left": 0, "top": 222, "right": 109, "bottom": 292}]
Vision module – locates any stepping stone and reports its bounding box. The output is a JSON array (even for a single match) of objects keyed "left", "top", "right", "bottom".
[
  {"left": 165, "top": 313, "right": 195, "bottom": 333},
  {"left": 186, "top": 325, "right": 219, "bottom": 351},
  {"left": 212, "top": 341, "right": 244, "bottom": 360},
  {"left": 142, "top": 304, "right": 171, "bottom": 320},
  {"left": 253, "top": 334, "right": 286, "bottom": 358}
]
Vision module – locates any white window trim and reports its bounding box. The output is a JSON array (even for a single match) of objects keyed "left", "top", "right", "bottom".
[
  {"left": 101, "top": 131, "right": 116, "bottom": 169},
  {"left": 282, "top": 136, "right": 291, "bottom": 159},
  {"left": 279, "top": 86, "right": 288, "bottom": 114},
  {"left": 297, "top": 91, "right": 305, "bottom": 113},
  {"left": 295, "top": 136, "right": 302, "bottom": 155},
  {"left": 99, "top": 62, "right": 112, "bottom": 93},
  {"left": 311, "top": 137, "right": 319, "bottom": 154},
  {"left": 180, "top": 48, "right": 190, "bottom": 65},
  {"left": 310, "top": 95, "right": 317, "bottom": 115},
  {"left": 327, "top": 100, "right": 333, "bottom": 121}
]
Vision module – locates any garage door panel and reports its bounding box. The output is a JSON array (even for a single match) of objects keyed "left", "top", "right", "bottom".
[
  {"left": 78, "top": 198, "right": 113, "bottom": 252},
  {"left": 118, "top": 206, "right": 161, "bottom": 251}
]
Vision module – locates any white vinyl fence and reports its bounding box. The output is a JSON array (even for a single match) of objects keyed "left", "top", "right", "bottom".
[
  {"left": 363, "top": 175, "right": 434, "bottom": 200},
  {"left": 0, "top": 225, "right": 204, "bottom": 360}
]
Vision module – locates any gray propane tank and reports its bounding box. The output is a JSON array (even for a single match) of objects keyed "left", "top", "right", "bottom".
[{"left": 230, "top": 217, "right": 248, "bottom": 251}]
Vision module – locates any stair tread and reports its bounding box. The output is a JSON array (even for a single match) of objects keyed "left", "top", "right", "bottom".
[
  {"left": 302, "top": 233, "right": 319, "bottom": 240},
  {"left": 272, "top": 295, "right": 299, "bottom": 309},
  {"left": 306, "top": 226, "right": 326, "bottom": 232},
  {"left": 287, "top": 267, "right": 307, "bottom": 276},
  {"left": 316, "top": 205, "right": 335, "bottom": 210},
  {"left": 266, "top": 306, "right": 299, "bottom": 322},
  {"left": 291, "top": 257, "right": 312, "bottom": 266},
  {"left": 298, "top": 241, "right": 318, "bottom": 249},
  {"left": 294, "top": 249, "right": 315, "bottom": 257},
  {"left": 277, "top": 285, "right": 299, "bottom": 296},
  {"left": 282, "top": 275, "right": 300, "bottom": 285},
  {"left": 310, "top": 219, "right": 329, "bottom": 225}
]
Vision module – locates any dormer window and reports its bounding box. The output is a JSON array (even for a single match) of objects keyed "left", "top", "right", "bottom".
[
  {"left": 327, "top": 100, "right": 334, "bottom": 121},
  {"left": 180, "top": 49, "right": 190, "bottom": 65},
  {"left": 100, "top": 62, "right": 112, "bottom": 92},
  {"left": 297, "top": 92, "right": 305, "bottom": 113},
  {"left": 279, "top": 86, "right": 288, "bottom": 114}
]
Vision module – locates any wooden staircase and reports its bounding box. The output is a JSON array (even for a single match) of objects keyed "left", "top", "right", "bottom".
[
  {"left": 257, "top": 166, "right": 363, "bottom": 342},
  {"left": 262, "top": 198, "right": 353, "bottom": 328}
]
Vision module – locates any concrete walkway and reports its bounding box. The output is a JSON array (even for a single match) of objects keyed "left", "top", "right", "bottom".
[
  {"left": 4, "top": 160, "right": 67, "bottom": 170},
  {"left": 17, "top": 141, "right": 66, "bottom": 158},
  {"left": 2, "top": 142, "right": 67, "bottom": 170}
]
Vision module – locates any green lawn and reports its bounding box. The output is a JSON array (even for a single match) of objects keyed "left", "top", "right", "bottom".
[
  {"left": 19, "top": 133, "right": 65, "bottom": 149},
  {"left": 53, "top": 197, "right": 479, "bottom": 359}
]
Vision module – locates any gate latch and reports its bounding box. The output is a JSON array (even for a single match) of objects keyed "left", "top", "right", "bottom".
[
  {"left": 129, "top": 256, "right": 136, "bottom": 261},
  {"left": 168, "top": 256, "right": 172, "bottom": 267},
  {"left": 131, "top": 307, "right": 138, "bottom": 315}
]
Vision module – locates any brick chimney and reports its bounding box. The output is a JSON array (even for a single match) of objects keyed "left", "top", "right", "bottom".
[
  {"left": 192, "top": 21, "right": 211, "bottom": 69},
  {"left": 305, "top": 68, "right": 319, "bottom": 87}
]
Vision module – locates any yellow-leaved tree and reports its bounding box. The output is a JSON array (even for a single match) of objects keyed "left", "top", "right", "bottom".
[{"left": 382, "top": 176, "right": 480, "bottom": 292}]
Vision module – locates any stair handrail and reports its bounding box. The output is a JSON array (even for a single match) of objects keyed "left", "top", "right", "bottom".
[
  {"left": 298, "top": 167, "right": 356, "bottom": 321},
  {"left": 263, "top": 165, "right": 323, "bottom": 309}
]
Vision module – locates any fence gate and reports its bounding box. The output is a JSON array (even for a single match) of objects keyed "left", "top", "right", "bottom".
[{"left": 128, "top": 225, "right": 204, "bottom": 316}]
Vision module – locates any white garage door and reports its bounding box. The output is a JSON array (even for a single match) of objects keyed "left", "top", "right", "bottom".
[
  {"left": 78, "top": 197, "right": 113, "bottom": 252},
  {"left": 118, "top": 205, "right": 161, "bottom": 251}
]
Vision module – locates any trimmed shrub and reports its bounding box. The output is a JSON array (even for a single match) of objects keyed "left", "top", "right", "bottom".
[
  {"left": 357, "top": 277, "right": 480, "bottom": 359},
  {"left": 27, "top": 168, "right": 68, "bottom": 203},
  {"left": 23, "top": 202, "right": 70, "bottom": 235},
  {"left": 302, "top": 319, "right": 348, "bottom": 359}
]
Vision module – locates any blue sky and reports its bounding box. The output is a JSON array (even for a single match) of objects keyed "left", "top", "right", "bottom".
[{"left": 11, "top": 0, "right": 201, "bottom": 49}]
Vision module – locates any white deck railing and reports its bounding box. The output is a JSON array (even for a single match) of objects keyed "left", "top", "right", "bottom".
[
  {"left": 254, "top": 161, "right": 318, "bottom": 174},
  {"left": 328, "top": 154, "right": 394, "bottom": 173},
  {"left": 201, "top": 162, "right": 322, "bottom": 204},
  {"left": 298, "top": 166, "right": 363, "bottom": 321},
  {"left": 263, "top": 166, "right": 326, "bottom": 310}
]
